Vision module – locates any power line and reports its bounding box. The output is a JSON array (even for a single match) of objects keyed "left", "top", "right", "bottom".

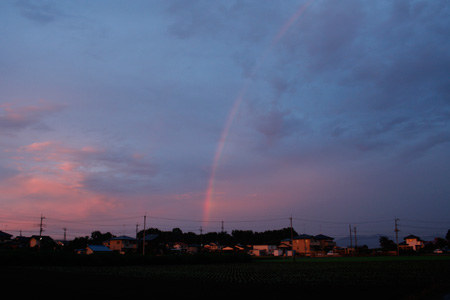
[
  {"left": 400, "top": 219, "right": 450, "bottom": 224},
  {"left": 401, "top": 224, "right": 449, "bottom": 231},
  {"left": 2, "top": 212, "right": 449, "bottom": 242}
]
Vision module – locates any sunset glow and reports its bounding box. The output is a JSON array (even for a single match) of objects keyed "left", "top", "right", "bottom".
[{"left": 1, "top": 1, "right": 449, "bottom": 242}]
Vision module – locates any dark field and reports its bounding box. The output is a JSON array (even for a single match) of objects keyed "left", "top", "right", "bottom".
[{"left": 3, "top": 255, "right": 450, "bottom": 299}]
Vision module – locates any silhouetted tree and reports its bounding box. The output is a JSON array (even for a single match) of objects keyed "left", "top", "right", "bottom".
[
  {"left": 67, "top": 236, "right": 89, "bottom": 251},
  {"left": 171, "top": 228, "right": 183, "bottom": 241},
  {"left": 232, "top": 230, "right": 254, "bottom": 245},
  {"left": 90, "top": 231, "right": 114, "bottom": 245},
  {"left": 231, "top": 228, "right": 297, "bottom": 245},
  {"left": 379, "top": 236, "right": 397, "bottom": 251},
  {"left": 434, "top": 237, "right": 447, "bottom": 249},
  {"left": 137, "top": 227, "right": 162, "bottom": 240}
]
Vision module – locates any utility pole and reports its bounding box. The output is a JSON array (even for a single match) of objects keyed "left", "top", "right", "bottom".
[
  {"left": 39, "top": 214, "right": 45, "bottom": 252},
  {"left": 290, "top": 215, "right": 295, "bottom": 261},
  {"left": 63, "top": 227, "right": 67, "bottom": 244},
  {"left": 349, "top": 224, "right": 353, "bottom": 250},
  {"left": 142, "top": 214, "right": 146, "bottom": 255},
  {"left": 200, "top": 226, "right": 203, "bottom": 252},
  {"left": 136, "top": 223, "right": 139, "bottom": 238},
  {"left": 354, "top": 226, "right": 357, "bottom": 251},
  {"left": 39, "top": 214, "right": 45, "bottom": 237},
  {"left": 221, "top": 221, "right": 224, "bottom": 233},
  {"left": 395, "top": 218, "right": 400, "bottom": 256}
]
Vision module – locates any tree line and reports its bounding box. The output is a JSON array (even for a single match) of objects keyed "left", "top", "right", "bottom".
[{"left": 68, "top": 227, "right": 298, "bottom": 251}]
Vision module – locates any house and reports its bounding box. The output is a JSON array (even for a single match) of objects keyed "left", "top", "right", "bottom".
[
  {"left": 30, "top": 235, "right": 56, "bottom": 250},
  {"left": 273, "top": 249, "right": 284, "bottom": 256},
  {"left": 399, "top": 235, "right": 424, "bottom": 251},
  {"left": 0, "top": 231, "right": 12, "bottom": 242},
  {"left": 251, "top": 245, "right": 277, "bottom": 256},
  {"left": 171, "top": 242, "right": 188, "bottom": 253},
  {"left": 203, "top": 242, "right": 222, "bottom": 252},
  {"left": 139, "top": 233, "right": 165, "bottom": 254},
  {"left": 291, "top": 234, "right": 336, "bottom": 256},
  {"left": 225, "top": 244, "right": 249, "bottom": 253},
  {"left": 141, "top": 233, "right": 162, "bottom": 255},
  {"left": 311, "top": 234, "right": 336, "bottom": 252},
  {"left": 277, "top": 238, "right": 292, "bottom": 255},
  {"left": 234, "top": 244, "right": 250, "bottom": 252},
  {"left": 292, "top": 234, "right": 314, "bottom": 256},
  {"left": 86, "top": 244, "right": 113, "bottom": 255},
  {"left": 187, "top": 244, "right": 201, "bottom": 254},
  {"left": 7, "top": 236, "right": 30, "bottom": 249},
  {"left": 222, "top": 246, "right": 235, "bottom": 252},
  {"left": 106, "top": 235, "right": 137, "bottom": 254}
]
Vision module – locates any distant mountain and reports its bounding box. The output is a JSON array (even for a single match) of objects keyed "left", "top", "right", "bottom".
[
  {"left": 335, "top": 234, "right": 383, "bottom": 249},
  {"left": 335, "top": 233, "right": 443, "bottom": 249}
]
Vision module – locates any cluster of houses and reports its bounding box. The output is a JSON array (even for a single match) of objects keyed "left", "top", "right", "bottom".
[
  {"left": 0, "top": 230, "right": 444, "bottom": 256},
  {"left": 0, "top": 231, "right": 60, "bottom": 250},
  {"left": 77, "top": 233, "right": 339, "bottom": 256}
]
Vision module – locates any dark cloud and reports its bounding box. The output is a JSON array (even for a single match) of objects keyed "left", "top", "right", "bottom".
[
  {"left": 15, "top": 0, "right": 63, "bottom": 25},
  {"left": 401, "top": 132, "right": 450, "bottom": 163},
  {"left": 250, "top": 106, "right": 310, "bottom": 146},
  {"left": 165, "top": 0, "right": 282, "bottom": 42},
  {"left": 77, "top": 148, "right": 159, "bottom": 196}
]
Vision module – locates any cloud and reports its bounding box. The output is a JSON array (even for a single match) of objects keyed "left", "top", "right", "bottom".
[
  {"left": 1, "top": 1, "right": 449, "bottom": 235},
  {"left": 400, "top": 132, "right": 450, "bottom": 163},
  {"left": 0, "top": 166, "right": 18, "bottom": 181},
  {"left": 12, "top": 139, "right": 159, "bottom": 197},
  {"left": 0, "top": 174, "right": 121, "bottom": 219},
  {"left": 0, "top": 101, "right": 66, "bottom": 134},
  {"left": 165, "top": 0, "right": 280, "bottom": 42},
  {"left": 249, "top": 105, "right": 310, "bottom": 146},
  {"left": 1, "top": 138, "right": 161, "bottom": 220},
  {"left": 20, "top": 141, "right": 54, "bottom": 152},
  {"left": 15, "top": 0, "right": 63, "bottom": 25}
]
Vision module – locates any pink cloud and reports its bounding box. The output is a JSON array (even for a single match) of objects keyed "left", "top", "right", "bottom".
[
  {"left": 0, "top": 100, "right": 66, "bottom": 132},
  {"left": 20, "top": 141, "right": 54, "bottom": 152},
  {"left": 0, "top": 173, "right": 121, "bottom": 221},
  {"left": 2, "top": 140, "right": 121, "bottom": 219},
  {"left": 0, "top": 136, "right": 159, "bottom": 237},
  {"left": 17, "top": 140, "right": 99, "bottom": 162},
  {"left": 81, "top": 146, "right": 104, "bottom": 154},
  {"left": 58, "top": 161, "right": 79, "bottom": 171}
]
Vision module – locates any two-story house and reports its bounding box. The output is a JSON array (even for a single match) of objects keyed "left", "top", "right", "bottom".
[
  {"left": 105, "top": 235, "right": 137, "bottom": 254},
  {"left": 399, "top": 235, "right": 424, "bottom": 251},
  {"left": 291, "top": 234, "right": 336, "bottom": 256}
]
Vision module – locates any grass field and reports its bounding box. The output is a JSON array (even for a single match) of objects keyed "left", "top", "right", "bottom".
[{"left": 2, "top": 254, "right": 450, "bottom": 299}]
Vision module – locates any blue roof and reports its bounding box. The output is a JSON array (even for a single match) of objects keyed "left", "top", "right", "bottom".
[
  {"left": 314, "top": 234, "right": 333, "bottom": 240},
  {"left": 87, "top": 245, "right": 112, "bottom": 252}
]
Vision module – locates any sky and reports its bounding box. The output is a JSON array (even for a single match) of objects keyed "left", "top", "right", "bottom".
[{"left": 0, "top": 0, "right": 449, "bottom": 243}]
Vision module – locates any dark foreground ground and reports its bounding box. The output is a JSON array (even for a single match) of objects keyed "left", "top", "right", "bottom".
[{"left": 2, "top": 255, "right": 450, "bottom": 299}]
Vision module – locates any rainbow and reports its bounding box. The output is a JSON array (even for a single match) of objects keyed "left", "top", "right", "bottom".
[{"left": 202, "top": 1, "right": 314, "bottom": 226}]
